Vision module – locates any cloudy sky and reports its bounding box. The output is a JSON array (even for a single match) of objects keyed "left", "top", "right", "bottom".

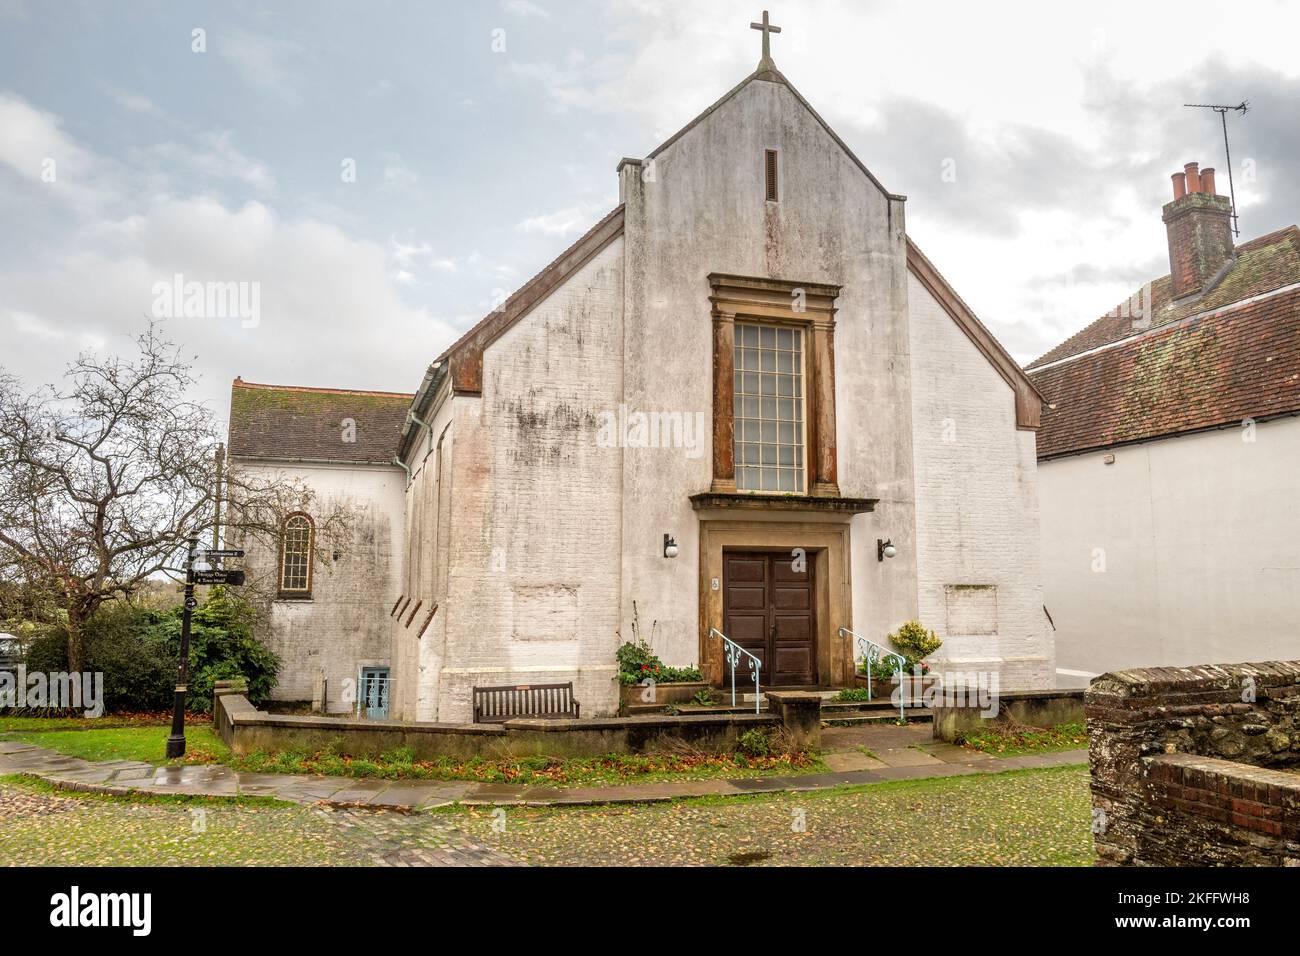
[{"left": 2, "top": 0, "right": 1297, "bottom": 418}]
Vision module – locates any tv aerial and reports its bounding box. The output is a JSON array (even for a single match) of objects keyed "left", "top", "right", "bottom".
[{"left": 1184, "top": 100, "right": 1248, "bottom": 237}]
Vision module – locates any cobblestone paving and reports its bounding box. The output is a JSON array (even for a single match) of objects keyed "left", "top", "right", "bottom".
[
  {"left": 449, "top": 765, "right": 1094, "bottom": 867},
  {"left": 313, "top": 806, "right": 523, "bottom": 867},
  {"left": 0, "top": 765, "right": 1089, "bottom": 867},
  {"left": 0, "top": 781, "right": 521, "bottom": 867},
  {"left": 0, "top": 780, "right": 366, "bottom": 866}
]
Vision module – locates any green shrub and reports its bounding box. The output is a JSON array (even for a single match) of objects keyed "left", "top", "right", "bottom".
[
  {"left": 888, "top": 620, "right": 942, "bottom": 670},
  {"left": 736, "top": 728, "right": 770, "bottom": 758},
  {"left": 832, "top": 687, "right": 874, "bottom": 702},
  {"left": 82, "top": 603, "right": 176, "bottom": 712},
  {"left": 615, "top": 638, "right": 703, "bottom": 685},
  {"left": 23, "top": 627, "right": 69, "bottom": 673},
  {"left": 145, "top": 587, "right": 280, "bottom": 712},
  {"left": 19, "top": 608, "right": 175, "bottom": 712}
]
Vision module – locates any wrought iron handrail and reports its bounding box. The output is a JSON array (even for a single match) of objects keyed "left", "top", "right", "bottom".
[
  {"left": 839, "top": 627, "right": 907, "bottom": 721},
  {"left": 708, "top": 627, "right": 761, "bottom": 714}
]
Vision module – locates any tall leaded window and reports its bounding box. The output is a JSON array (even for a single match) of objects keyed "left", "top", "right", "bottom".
[
  {"left": 279, "top": 513, "right": 314, "bottom": 596},
  {"left": 733, "top": 322, "right": 805, "bottom": 493}
]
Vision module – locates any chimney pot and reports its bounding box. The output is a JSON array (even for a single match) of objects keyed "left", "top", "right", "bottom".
[{"left": 1164, "top": 162, "right": 1234, "bottom": 299}]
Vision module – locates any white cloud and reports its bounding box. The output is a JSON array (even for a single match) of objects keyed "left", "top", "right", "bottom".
[
  {"left": 382, "top": 155, "right": 420, "bottom": 191},
  {"left": 106, "top": 87, "right": 162, "bottom": 116},
  {"left": 516, "top": 199, "right": 608, "bottom": 237},
  {"left": 217, "top": 29, "right": 304, "bottom": 106},
  {"left": 504, "top": 0, "right": 550, "bottom": 18},
  {"left": 137, "top": 131, "right": 275, "bottom": 193},
  {"left": 0, "top": 91, "right": 116, "bottom": 210},
  {"left": 0, "top": 196, "right": 458, "bottom": 410}
]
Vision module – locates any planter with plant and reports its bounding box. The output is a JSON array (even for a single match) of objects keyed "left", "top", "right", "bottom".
[
  {"left": 615, "top": 603, "right": 710, "bottom": 712},
  {"left": 853, "top": 620, "right": 941, "bottom": 698}
]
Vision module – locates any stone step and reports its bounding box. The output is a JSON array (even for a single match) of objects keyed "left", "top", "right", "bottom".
[{"left": 823, "top": 709, "right": 934, "bottom": 726}]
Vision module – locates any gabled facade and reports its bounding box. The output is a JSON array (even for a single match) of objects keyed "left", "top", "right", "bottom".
[
  {"left": 226, "top": 379, "right": 411, "bottom": 712},
  {"left": 384, "top": 59, "right": 1051, "bottom": 721},
  {"left": 227, "top": 55, "right": 1054, "bottom": 721}
]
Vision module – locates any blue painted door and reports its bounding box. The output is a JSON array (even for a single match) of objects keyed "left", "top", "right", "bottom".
[{"left": 361, "top": 667, "right": 390, "bottom": 719}]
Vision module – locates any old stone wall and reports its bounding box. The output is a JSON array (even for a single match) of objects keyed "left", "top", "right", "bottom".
[
  {"left": 1085, "top": 661, "right": 1300, "bottom": 866},
  {"left": 214, "top": 691, "right": 786, "bottom": 760}
]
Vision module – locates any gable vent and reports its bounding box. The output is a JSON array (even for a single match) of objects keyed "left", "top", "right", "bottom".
[{"left": 764, "top": 149, "right": 779, "bottom": 202}]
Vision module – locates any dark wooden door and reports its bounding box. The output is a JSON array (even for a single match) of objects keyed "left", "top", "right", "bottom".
[{"left": 723, "top": 551, "right": 815, "bottom": 686}]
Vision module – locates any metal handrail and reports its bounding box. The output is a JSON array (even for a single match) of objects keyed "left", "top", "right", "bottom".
[
  {"left": 840, "top": 627, "right": 907, "bottom": 722},
  {"left": 708, "top": 627, "right": 761, "bottom": 714}
]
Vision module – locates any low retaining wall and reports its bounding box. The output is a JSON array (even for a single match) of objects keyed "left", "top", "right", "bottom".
[
  {"left": 1086, "top": 661, "right": 1300, "bottom": 866},
  {"left": 214, "top": 691, "right": 792, "bottom": 760},
  {"left": 931, "top": 688, "right": 1085, "bottom": 742}
]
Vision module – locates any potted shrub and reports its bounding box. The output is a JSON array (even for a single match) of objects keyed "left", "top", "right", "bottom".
[{"left": 853, "top": 621, "right": 941, "bottom": 700}]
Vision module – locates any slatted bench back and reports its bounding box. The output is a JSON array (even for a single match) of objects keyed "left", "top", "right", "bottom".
[{"left": 471, "top": 682, "right": 581, "bottom": 723}]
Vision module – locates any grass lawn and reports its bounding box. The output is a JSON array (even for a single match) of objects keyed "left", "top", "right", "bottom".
[
  {"left": 1, "top": 722, "right": 229, "bottom": 766},
  {"left": 1, "top": 715, "right": 824, "bottom": 785},
  {"left": 958, "top": 721, "right": 1088, "bottom": 756}
]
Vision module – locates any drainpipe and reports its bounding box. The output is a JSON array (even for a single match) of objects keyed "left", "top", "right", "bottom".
[
  {"left": 406, "top": 408, "right": 435, "bottom": 458},
  {"left": 392, "top": 454, "right": 412, "bottom": 485}
]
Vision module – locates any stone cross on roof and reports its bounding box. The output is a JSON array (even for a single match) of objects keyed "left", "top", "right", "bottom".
[{"left": 750, "top": 9, "right": 781, "bottom": 70}]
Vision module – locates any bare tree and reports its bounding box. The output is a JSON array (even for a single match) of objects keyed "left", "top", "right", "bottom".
[{"left": 0, "top": 323, "right": 346, "bottom": 671}]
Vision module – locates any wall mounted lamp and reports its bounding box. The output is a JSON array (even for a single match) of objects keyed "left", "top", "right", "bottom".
[
  {"left": 877, "top": 538, "right": 897, "bottom": 562},
  {"left": 663, "top": 534, "right": 679, "bottom": 559}
]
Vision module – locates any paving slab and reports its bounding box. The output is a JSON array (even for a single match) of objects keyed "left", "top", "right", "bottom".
[
  {"left": 823, "top": 752, "right": 888, "bottom": 772},
  {"left": 916, "top": 741, "right": 996, "bottom": 764},
  {"left": 874, "top": 747, "right": 945, "bottom": 768}
]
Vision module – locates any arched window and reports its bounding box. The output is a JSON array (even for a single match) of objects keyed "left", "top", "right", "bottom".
[{"left": 279, "top": 513, "right": 314, "bottom": 598}]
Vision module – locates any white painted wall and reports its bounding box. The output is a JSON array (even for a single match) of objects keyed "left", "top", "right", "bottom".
[
  {"left": 233, "top": 460, "right": 406, "bottom": 712},
  {"left": 389, "top": 376, "right": 455, "bottom": 721},
  {"left": 1040, "top": 415, "right": 1300, "bottom": 683},
  {"left": 907, "top": 273, "right": 1053, "bottom": 689},
  {"left": 419, "top": 239, "right": 626, "bottom": 721}
]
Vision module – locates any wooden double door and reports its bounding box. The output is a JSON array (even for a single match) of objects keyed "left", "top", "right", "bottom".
[{"left": 722, "top": 550, "right": 816, "bottom": 686}]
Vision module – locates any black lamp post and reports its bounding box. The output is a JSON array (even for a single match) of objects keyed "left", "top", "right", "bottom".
[{"left": 165, "top": 535, "right": 200, "bottom": 759}]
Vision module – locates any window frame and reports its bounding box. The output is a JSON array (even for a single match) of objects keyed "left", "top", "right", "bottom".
[
  {"left": 708, "top": 273, "right": 841, "bottom": 499},
  {"left": 278, "top": 512, "right": 315, "bottom": 600},
  {"left": 732, "top": 319, "right": 809, "bottom": 493}
]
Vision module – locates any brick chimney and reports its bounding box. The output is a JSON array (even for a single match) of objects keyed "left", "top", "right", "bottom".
[{"left": 1163, "top": 161, "right": 1235, "bottom": 300}]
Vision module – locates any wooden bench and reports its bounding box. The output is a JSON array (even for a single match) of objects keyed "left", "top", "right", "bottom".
[{"left": 472, "top": 682, "right": 581, "bottom": 723}]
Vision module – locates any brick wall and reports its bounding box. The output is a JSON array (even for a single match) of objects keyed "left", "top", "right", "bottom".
[{"left": 1086, "top": 661, "right": 1300, "bottom": 866}]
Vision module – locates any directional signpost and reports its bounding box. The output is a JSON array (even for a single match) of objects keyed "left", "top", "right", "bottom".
[{"left": 165, "top": 537, "right": 245, "bottom": 759}]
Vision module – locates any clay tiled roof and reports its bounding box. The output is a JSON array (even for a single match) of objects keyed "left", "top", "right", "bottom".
[
  {"left": 228, "top": 379, "right": 413, "bottom": 464},
  {"left": 1028, "top": 226, "right": 1300, "bottom": 459}
]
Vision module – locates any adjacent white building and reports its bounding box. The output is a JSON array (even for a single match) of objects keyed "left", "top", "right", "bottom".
[
  {"left": 228, "top": 39, "right": 1054, "bottom": 721},
  {"left": 1029, "top": 162, "right": 1300, "bottom": 684}
]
